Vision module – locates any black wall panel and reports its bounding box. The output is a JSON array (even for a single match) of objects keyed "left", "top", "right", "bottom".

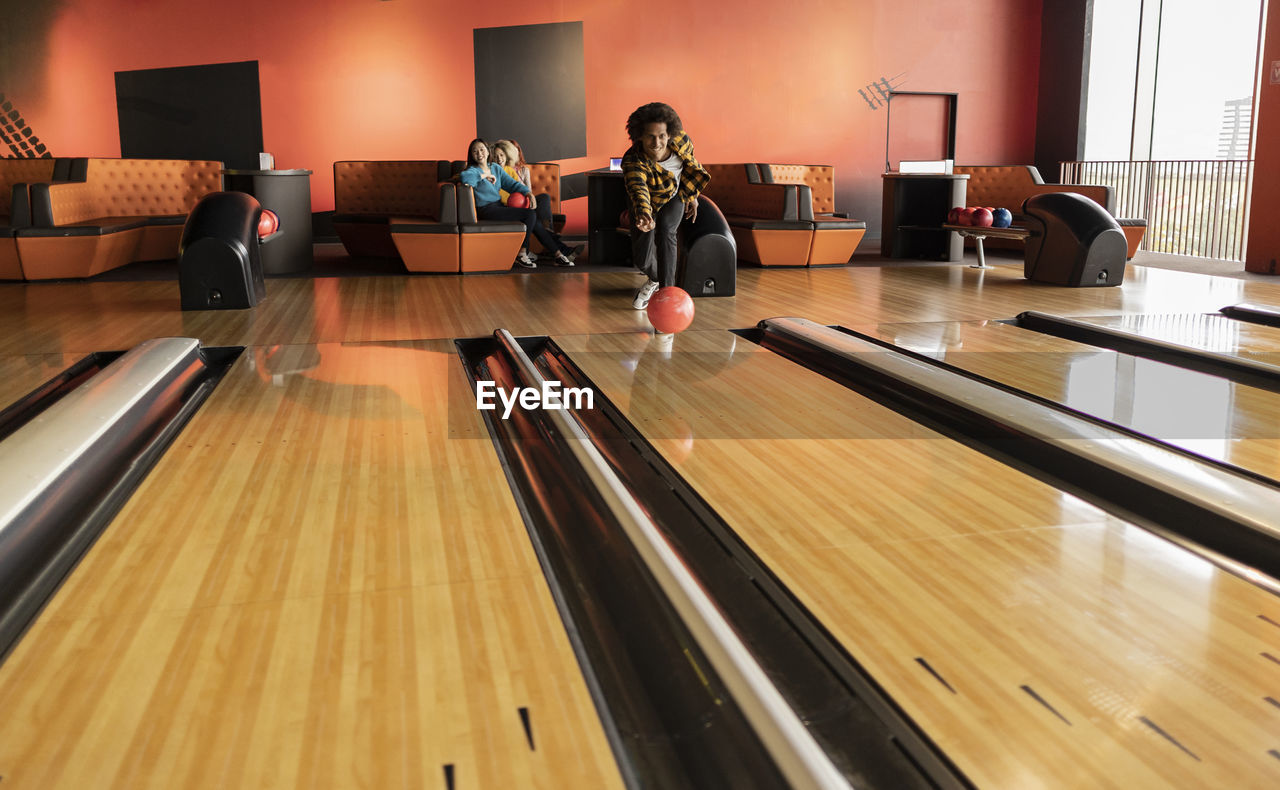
[
  {"left": 474, "top": 22, "right": 586, "bottom": 162},
  {"left": 115, "top": 60, "right": 263, "bottom": 169}
]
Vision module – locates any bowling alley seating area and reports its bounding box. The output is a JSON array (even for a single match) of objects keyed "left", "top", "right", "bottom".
[
  {"left": 0, "top": 157, "right": 60, "bottom": 280},
  {"left": 955, "top": 164, "right": 1148, "bottom": 258},
  {"left": 701, "top": 162, "right": 867, "bottom": 266},
  {"left": 14, "top": 157, "right": 224, "bottom": 280},
  {"left": 332, "top": 159, "right": 568, "bottom": 273}
]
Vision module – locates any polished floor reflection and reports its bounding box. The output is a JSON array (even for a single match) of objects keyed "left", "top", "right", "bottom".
[{"left": 1, "top": 261, "right": 1279, "bottom": 788}]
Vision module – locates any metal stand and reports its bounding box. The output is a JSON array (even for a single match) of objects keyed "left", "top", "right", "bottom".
[{"left": 969, "top": 234, "right": 989, "bottom": 269}]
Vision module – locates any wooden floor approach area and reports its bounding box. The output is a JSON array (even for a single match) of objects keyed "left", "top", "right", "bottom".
[{"left": 1, "top": 259, "right": 1280, "bottom": 788}]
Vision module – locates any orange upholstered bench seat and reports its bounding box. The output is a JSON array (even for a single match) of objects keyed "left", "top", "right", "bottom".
[
  {"left": 334, "top": 160, "right": 536, "bottom": 273},
  {"left": 755, "top": 163, "right": 866, "bottom": 265},
  {"left": 701, "top": 163, "right": 866, "bottom": 266},
  {"left": 0, "top": 157, "right": 60, "bottom": 280},
  {"left": 16, "top": 158, "right": 223, "bottom": 279},
  {"left": 703, "top": 163, "right": 810, "bottom": 267},
  {"left": 333, "top": 160, "right": 455, "bottom": 260}
]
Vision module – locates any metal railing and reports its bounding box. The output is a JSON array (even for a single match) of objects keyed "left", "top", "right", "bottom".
[{"left": 1060, "top": 159, "right": 1253, "bottom": 261}]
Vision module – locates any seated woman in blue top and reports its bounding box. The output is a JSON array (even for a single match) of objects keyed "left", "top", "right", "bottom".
[{"left": 458, "top": 139, "right": 580, "bottom": 268}]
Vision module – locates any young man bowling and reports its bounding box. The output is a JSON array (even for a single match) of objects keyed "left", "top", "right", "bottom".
[{"left": 621, "top": 102, "right": 711, "bottom": 309}]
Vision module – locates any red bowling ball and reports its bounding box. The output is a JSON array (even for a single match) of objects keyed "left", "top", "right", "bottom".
[
  {"left": 971, "top": 207, "right": 993, "bottom": 228},
  {"left": 507, "top": 191, "right": 529, "bottom": 209},
  {"left": 257, "top": 209, "right": 279, "bottom": 238},
  {"left": 646, "top": 286, "right": 695, "bottom": 334}
]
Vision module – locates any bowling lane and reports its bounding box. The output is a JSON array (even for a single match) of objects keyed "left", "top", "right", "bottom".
[
  {"left": 858, "top": 318, "right": 1280, "bottom": 480},
  {"left": 0, "top": 341, "right": 622, "bottom": 790},
  {"left": 555, "top": 328, "right": 1280, "bottom": 790}
]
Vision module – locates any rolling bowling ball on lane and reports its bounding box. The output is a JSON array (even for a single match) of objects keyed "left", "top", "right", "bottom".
[
  {"left": 507, "top": 191, "right": 529, "bottom": 209},
  {"left": 646, "top": 286, "right": 695, "bottom": 334},
  {"left": 991, "top": 207, "right": 1013, "bottom": 228}
]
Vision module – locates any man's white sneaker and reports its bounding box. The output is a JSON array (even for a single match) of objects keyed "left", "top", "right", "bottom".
[
  {"left": 515, "top": 250, "right": 538, "bottom": 268},
  {"left": 632, "top": 279, "right": 659, "bottom": 310}
]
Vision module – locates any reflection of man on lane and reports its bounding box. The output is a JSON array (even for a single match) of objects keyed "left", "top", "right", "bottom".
[
  {"left": 613, "top": 332, "right": 751, "bottom": 457},
  {"left": 622, "top": 102, "right": 710, "bottom": 310}
]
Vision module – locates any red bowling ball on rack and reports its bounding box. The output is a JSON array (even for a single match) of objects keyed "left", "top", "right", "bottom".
[{"left": 257, "top": 208, "right": 279, "bottom": 239}]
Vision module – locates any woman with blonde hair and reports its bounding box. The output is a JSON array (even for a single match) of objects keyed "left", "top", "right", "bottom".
[{"left": 493, "top": 139, "right": 554, "bottom": 233}]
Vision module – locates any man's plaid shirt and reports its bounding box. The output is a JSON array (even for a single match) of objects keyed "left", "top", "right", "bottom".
[{"left": 621, "top": 131, "right": 711, "bottom": 219}]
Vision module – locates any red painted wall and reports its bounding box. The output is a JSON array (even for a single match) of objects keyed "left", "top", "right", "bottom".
[
  {"left": 1247, "top": 1, "right": 1278, "bottom": 273},
  {"left": 13, "top": 0, "right": 1043, "bottom": 233}
]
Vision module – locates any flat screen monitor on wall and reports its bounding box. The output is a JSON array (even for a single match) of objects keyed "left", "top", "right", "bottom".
[
  {"left": 115, "top": 60, "right": 263, "bottom": 170},
  {"left": 884, "top": 91, "right": 957, "bottom": 173}
]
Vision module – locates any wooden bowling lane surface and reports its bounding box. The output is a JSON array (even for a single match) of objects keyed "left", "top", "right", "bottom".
[
  {"left": 553, "top": 328, "right": 1280, "bottom": 789},
  {"left": 861, "top": 318, "right": 1280, "bottom": 481},
  {"left": 0, "top": 351, "right": 99, "bottom": 411},
  {"left": 3, "top": 264, "right": 1279, "bottom": 357},
  {"left": 0, "top": 342, "right": 622, "bottom": 790}
]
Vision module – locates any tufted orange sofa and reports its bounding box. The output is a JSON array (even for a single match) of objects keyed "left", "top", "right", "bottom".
[
  {"left": 701, "top": 163, "right": 866, "bottom": 266},
  {"left": 333, "top": 160, "right": 527, "bottom": 273},
  {"left": 333, "top": 160, "right": 454, "bottom": 264},
  {"left": 18, "top": 158, "right": 223, "bottom": 279},
  {"left": 523, "top": 163, "right": 564, "bottom": 224},
  {"left": 954, "top": 165, "right": 1146, "bottom": 258},
  {"left": 0, "top": 158, "right": 59, "bottom": 280}
]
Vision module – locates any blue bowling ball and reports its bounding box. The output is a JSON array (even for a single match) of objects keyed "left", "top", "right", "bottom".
[{"left": 991, "top": 207, "right": 1013, "bottom": 228}]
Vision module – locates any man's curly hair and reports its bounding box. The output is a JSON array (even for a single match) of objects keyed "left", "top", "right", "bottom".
[{"left": 626, "top": 102, "right": 683, "bottom": 144}]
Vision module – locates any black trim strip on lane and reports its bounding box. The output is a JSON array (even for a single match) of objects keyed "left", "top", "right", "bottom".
[
  {"left": 1220, "top": 303, "right": 1280, "bottom": 328},
  {"left": 0, "top": 351, "right": 125, "bottom": 443},
  {"left": 457, "top": 332, "right": 966, "bottom": 790},
  {"left": 1013, "top": 310, "right": 1280, "bottom": 393},
  {"left": 0, "top": 340, "right": 242, "bottom": 664},
  {"left": 744, "top": 317, "right": 1280, "bottom": 597}
]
